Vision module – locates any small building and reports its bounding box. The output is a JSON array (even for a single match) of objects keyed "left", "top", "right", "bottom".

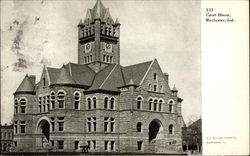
[
  {"left": 0, "top": 124, "right": 13, "bottom": 152},
  {"left": 182, "top": 119, "right": 202, "bottom": 154}
]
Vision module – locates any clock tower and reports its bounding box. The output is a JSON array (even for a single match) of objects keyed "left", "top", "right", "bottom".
[{"left": 78, "top": 0, "right": 120, "bottom": 72}]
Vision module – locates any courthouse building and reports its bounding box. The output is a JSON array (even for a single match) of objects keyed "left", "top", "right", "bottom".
[{"left": 13, "top": 0, "right": 184, "bottom": 153}]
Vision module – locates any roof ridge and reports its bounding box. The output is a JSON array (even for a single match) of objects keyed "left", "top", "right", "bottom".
[
  {"left": 123, "top": 60, "right": 153, "bottom": 68},
  {"left": 139, "top": 59, "right": 155, "bottom": 86},
  {"left": 119, "top": 65, "right": 126, "bottom": 86},
  {"left": 99, "top": 64, "right": 118, "bottom": 89}
]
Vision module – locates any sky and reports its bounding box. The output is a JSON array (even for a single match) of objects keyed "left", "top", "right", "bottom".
[{"left": 1, "top": 0, "right": 201, "bottom": 125}]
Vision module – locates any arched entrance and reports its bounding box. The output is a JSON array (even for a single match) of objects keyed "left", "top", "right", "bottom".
[
  {"left": 148, "top": 119, "right": 163, "bottom": 143},
  {"left": 36, "top": 117, "right": 51, "bottom": 148}
]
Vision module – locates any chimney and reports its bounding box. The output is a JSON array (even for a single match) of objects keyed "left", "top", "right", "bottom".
[
  {"left": 164, "top": 73, "right": 169, "bottom": 84},
  {"left": 29, "top": 75, "right": 36, "bottom": 85}
]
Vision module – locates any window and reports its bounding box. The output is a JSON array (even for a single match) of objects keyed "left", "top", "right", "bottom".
[
  {"left": 43, "top": 96, "right": 46, "bottom": 112},
  {"left": 169, "top": 100, "right": 174, "bottom": 113},
  {"left": 93, "top": 97, "right": 97, "bottom": 109},
  {"left": 14, "top": 99, "right": 18, "bottom": 114},
  {"left": 153, "top": 99, "right": 158, "bottom": 111},
  {"left": 110, "top": 56, "right": 113, "bottom": 63},
  {"left": 92, "top": 140, "right": 96, "bottom": 150},
  {"left": 58, "top": 91, "right": 65, "bottom": 109},
  {"left": 43, "top": 77, "right": 46, "bottom": 87},
  {"left": 74, "top": 92, "right": 80, "bottom": 110},
  {"left": 160, "top": 85, "right": 163, "bottom": 92},
  {"left": 74, "top": 141, "right": 79, "bottom": 150},
  {"left": 58, "top": 140, "right": 64, "bottom": 149},
  {"left": 104, "top": 141, "right": 108, "bottom": 150},
  {"left": 87, "top": 118, "right": 91, "bottom": 132},
  {"left": 110, "top": 97, "right": 115, "bottom": 109},
  {"left": 106, "top": 55, "right": 109, "bottom": 63},
  {"left": 20, "top": 98, "right": 26, "bottom": 113},
  {"left": 137, "top": 122, "right": 143, "bottom": 132},
  {"left": 148, "top": 84, "right": 151, "bottom": 91},
  {"left": 14, "top": 141, "right": 17, "bottom": 147},
  {"left": 46, "top": 95, "right": 50, "bottom": 111},
  {"left": 51, "top": 92, "right": 55, "bottom": 109},
  {"left": 58, "top": 117, "right": 64, "bottom": 131},
  {"left": 169, "top": 124, "right": 174, "bottom": 134},
  {"left": 20, "top": 121, "right": 26, "bottom": 134},
  {"left": 84, "top": 57, "right": 87, "bottom": 63},
  {"left": 93, "top": 117, "right": 97, "bottom": 132},
  {"left": 87, "top": 98, "right": 91, "bottom": 109},
  {"left": 153, "top": 73, "right": 158, "bottom": 81},
  {"left": 104, "top": 117, "right": 115, "bottom": 132},
  {"left": 87, "top": 117, "right": 96, "bottom": 132},
  {"left": 51, "top": 117, "right": 55, "bottom": 131},
  {"left": 104, "top": 97, "right": 108, "bottom": 109},
  {"left": 159, "top": 100, "right": 163, "bottom": 112},
  {"left": 153, "top": 84, "right": 157, "bottom": 92},
  {"left": 14, "top": 121, "right": 18, "bottom": 134},
  {"left": 148, "top": 99, "right": 152, "bottom": 111},
  {"left": 104, "top": 117, "right": 108, "bottom": 132},
  {"left": 51, "top": 140, "right": 54, "bottom": 146},
  {"left": 110, "top": 118, "right": 115, "bottom": 132},
  {"left": 90, "top": 55, "right": 92, "bottom": 62},
  {"left": 110, "top": 141, "right": 115, "bottom": 151},
  {"left": 137, "top": 97, "right": 142, "bottom": 110},
  {"left": 103, "top": 55, "right": 106, "bottom": 62},
  {"left": 38, "top": 97, "right": 42, "bottom": 112},
  {"left": 137, "top": 141, "right": 143, "bottom": 151}
]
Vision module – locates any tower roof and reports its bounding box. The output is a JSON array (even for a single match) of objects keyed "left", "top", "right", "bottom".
[
  {"left": 53, "top": 65, "right": 76, "bottom": 85},
  {"left": 14, "top": 74, "right": 35, "bottom": 94},
  {"left": 84, "top": 0, "right": 114, "bottom": 23}
]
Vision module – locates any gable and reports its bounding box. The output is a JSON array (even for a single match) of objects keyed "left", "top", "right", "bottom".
[
  {"left": 37, "top": 66, "right": 51, "bottom": 89},
  {"left": 139, "top": 59, "right": 171, "bottom": 93}
]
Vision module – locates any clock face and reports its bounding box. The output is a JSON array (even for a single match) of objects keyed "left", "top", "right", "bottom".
[
  {"left": 105, "top": 43, "right": 112, "bottom": 53},
  {"left": 85, "top": 43, "right": 92, "bottom": 53}
]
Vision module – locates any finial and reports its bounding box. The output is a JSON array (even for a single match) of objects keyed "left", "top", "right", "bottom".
[
  {"left": 172, "top": 85, "right": 178, "bottom": 92},
  {"left": 115, "top": 18, "right": 120, "bottom": 25},
  {"left": 78, "top": 19, "right": 83, "bottom": 25}
]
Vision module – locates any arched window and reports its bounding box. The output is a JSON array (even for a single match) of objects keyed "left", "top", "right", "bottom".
[
  {"left": 159, "top": 100, "right": 163, "bottom": 112},
  {"left": 136, "top": 122, "right": 143, "bottom": 132},
  {"left": 20, "top": 98, "right": 27, "bottom": 113},
  {"left": 14, "top": 99, "right": 18, "bottom": 114},
  {"left": 137, "top": 97, "right": 142, "bottom": 110},
  {"left": 87, "top": 98, "right": 91, "bottom": 109},
  {"left": 169, "top": 124, "right": 174, "bottom": 134},
  {"left": 153, "top": 99, "right": 158, "bottom": 111},
  {"left": 74, "top": 92, "right": 81, "bottom": 110},
  {"left": 168, "top": 100, "right": 174, "bottom": 113},
  {"left": 148, "top": 98, "right": 153, "bottom": 111},
  {"left": 104, "top": 97, "right": 108, "bottom": 109},
  {"left": 93, "top": 97, "right": 97, "bottom": 109},
  {"left": 110, "top": 97, "right": 115, "bottom": 109},
  {"left": 50, "top": 92, "right": 55, "bottom": 109},
  {"left": 57, "top": 91, "right": 65, "bottom": 109}
]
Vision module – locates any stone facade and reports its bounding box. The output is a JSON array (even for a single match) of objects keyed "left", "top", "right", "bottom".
[{"left": 12, "top": 0, "right": 184, "bottom": 154}]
